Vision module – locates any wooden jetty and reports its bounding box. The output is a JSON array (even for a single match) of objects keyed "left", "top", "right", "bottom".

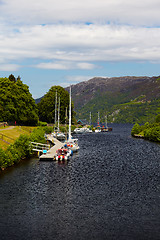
[
  {"left": 39, "top": 135, "right": 65, "bottom": 160},
  {"left": 30, "top": 142, "right": 50, "bottom": 152}
]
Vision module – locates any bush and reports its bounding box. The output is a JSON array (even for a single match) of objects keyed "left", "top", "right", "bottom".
[
  {"left": 30, "top": 127, "right": 46, "bottom": 143},
  {"left": 131, "top": 123, "right": 142, "bottom": 136},
  {"left": 155, "top": 114, "right": 160, "bottom": 123},
  {"left": 38, "top": 121, "right": 48, "bottom": 126},
  {"left": 13, "top": 134, "right": 31, "bottom": 158},
  {"left": 0, "top": 148, "right": 10, "bottom": 169},
  {"left": 42, "top": 126, "right": 53, "bottom": 134},
  {"left": 144, "top": 126, "right": 160, "bottom": 142}
]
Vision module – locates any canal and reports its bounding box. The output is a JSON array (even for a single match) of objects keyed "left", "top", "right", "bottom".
[{"left": 0, "top": 124, "right": 160, "bottom": 240}]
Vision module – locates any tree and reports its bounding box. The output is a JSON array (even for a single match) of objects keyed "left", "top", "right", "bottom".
[
  {"left": 131, "top": 123, "right": 141, "bottom": 136},
  {"left": 38, "top": 86, "right": 75, "bottom": 124},
  {"left": 8, "top": 74, "right": 16, "bottom": 83},
  {"left": 0, "top": 77, "right": 38, "bottom": 125}
]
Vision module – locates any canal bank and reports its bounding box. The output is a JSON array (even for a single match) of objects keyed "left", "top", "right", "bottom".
[{"left": 0, "top": 127, "right": 48, "bottom": 171}]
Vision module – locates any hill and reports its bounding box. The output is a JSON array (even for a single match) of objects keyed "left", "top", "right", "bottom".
[{"left": 65, "top": 76, "right": 160, "bottom": 124}]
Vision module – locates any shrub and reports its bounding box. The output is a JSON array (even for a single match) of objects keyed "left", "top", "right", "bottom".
[
  {"left": 13, "top": 134, "right": 31, "bottom": 158},
  {"left": 38, "top": 121, "right": 48, "bottom": 126},
  {"left": 155, "top": 114, "right": 160, "bottom": 123},
  {"left": 0, "top": 148, "right": 10, "bottom": 169},
  {"left": 0, "top": 127, "right": 48, "bottom": 170},
  {"left": 42, "top": 126, "right": 53, "bottom": 134},
  {"left": 131, "top": 123, "right": 141, "bottom": 136},
  {"left": 30, "top": 127, "right": 46, "bottom": 143}
]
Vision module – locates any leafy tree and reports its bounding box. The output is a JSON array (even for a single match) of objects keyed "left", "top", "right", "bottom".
[
  {"left": 131, "top": 123, "right": 141, "bottom": 136},
  {"left": 0, "top": 77, "right": 38, "bottom": 125},
  {"left": 38, "top": 86, "right": 75, "bottom": 124},
  {"left": 8, "top": 74, "right": 16, "bottom": 82}
]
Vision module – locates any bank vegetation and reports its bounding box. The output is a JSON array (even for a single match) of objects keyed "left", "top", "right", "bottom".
[{"left": 131, "top": 114, "right": 160, "bottom": 142}]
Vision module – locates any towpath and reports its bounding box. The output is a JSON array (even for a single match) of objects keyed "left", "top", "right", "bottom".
[{"left": 0, "top": 126, "right": 15, "bottom": 131}]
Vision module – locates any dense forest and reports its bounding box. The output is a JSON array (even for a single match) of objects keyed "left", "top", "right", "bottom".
[{"left": 0, "top": 75, "right": 38, "bottom": 125}]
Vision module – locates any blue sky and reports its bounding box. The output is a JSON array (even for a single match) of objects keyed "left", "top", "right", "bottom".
[{"left": 0, "top": 0, "right": 160, "bottom": 98}]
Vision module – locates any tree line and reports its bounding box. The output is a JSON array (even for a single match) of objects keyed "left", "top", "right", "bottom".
[{"left": 0, "top": 75, "right": 75, "bottom": 126}]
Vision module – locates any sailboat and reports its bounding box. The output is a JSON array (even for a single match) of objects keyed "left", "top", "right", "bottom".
[
  {"left": 56, "top": 96, "right": 66, "bottom": 140},
  {"left": 95, "top": 112, "right": 101, "bottom": 132},
  {"left": 101, "top": 115, "right": 109, "bottom": 132},
  {"left": 52, "top": 92, "right": 65, "bottom": 140},
  {"left": 65, "top": 86, "right": 79, "bottom": 152}
]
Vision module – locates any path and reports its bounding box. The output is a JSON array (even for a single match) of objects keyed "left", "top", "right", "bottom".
[{"left": 0, "top": 126, "right": 15, "bottom": 131}]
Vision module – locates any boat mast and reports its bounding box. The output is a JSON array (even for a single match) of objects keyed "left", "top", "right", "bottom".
[
  {"left": 54, "top": 90, "right": 57, "bottom": 132},
  {"left": 58, "top": 96, "right": 60, "bottom": 132},
  {"left": 89, "top": 112, "right": 92, "bottom": 126},
  {"left": 105, "top": 115, "right": 108, "bottom": 128},
  {"left": 98, "top": 112, "right": 100, "bottom": 127},
  {"left": 68, "top": 86, "right": 72, "bottom": 140}
]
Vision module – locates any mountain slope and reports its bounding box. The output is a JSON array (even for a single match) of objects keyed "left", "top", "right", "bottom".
[{"left": 65, "top": 76, "right": 160, "bottom": 123}]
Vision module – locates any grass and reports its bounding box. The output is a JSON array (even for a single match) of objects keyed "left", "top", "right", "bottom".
[{"left": 0, "top": 126, "right": 36, "bottom": 150}]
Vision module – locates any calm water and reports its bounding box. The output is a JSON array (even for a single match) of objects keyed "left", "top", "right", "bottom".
[{"left": 0, "top": 124, "right": 160, "bottom": 240}]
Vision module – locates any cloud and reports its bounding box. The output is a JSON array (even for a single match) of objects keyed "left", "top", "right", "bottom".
[
  {"left": 35, "top": 61, "right": 97, "bottom": 70},
  {"left": 1, "top": 0, "right": 160, "bottom": 26},
  {"left": 0, "top": 64, "right": 20, "bottom": 71},
  {"left": 1, "top": 23, "right": 160, "bottom": 68},
  {"left": 1, "top": 0, "right": 160, "bottom": 72},
  {"left": 66, "top": 75, "right": 93, "bottom": 83}
]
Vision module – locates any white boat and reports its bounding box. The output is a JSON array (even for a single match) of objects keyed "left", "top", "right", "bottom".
[
  {"left": 74, "top": 127, "right": 92, "bottom": 134},
  {"left": 56, "top": 132, "right": 66, "bottom": 140},
  {"left": 85, "top": 128, "right": 92, "bottom": 133},
  {"left": 65, "top": 138, "right": 79, "bottom": 152},
  {"left": 65, "top": 86, "right": 79, "bottom": 152},
  {"left": 95, "top": 128, "right": 101, "bottom": 133},
  {"left": 74, "top": 128, "right": 84, "bottom": 134}
]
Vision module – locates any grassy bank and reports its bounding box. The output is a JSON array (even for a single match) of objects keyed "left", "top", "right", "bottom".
[
  {"left": 0, "top": 126, "right": 52, "bottom": 171},
  {"left": 0, "top": 126, "right": 35, "bottom": 150}
]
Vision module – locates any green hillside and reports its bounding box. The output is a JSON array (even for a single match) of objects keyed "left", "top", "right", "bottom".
[{"left": 67, "top": 76, "right": 160, "bottom": 124}]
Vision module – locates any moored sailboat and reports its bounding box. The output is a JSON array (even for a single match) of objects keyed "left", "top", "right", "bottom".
[
  {"left": 65, "top": 86, "right": 79, "bottom": 152},
  {"left": 95, "top": 112, "right": 101, "bottom": 132}
]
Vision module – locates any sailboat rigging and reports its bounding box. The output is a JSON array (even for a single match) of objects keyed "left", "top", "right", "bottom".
[{"left": 65, "top": 86, "right": 79, "bottom": 152}]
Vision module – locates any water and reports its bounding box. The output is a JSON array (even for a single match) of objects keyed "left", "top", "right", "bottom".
[{"left": 0, "top": 124, "right": 160, "bottom": 240}]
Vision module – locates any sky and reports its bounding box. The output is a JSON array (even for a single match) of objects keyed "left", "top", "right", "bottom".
[{"left": 0, "top": 0, "right": 160, "bottom": 98}]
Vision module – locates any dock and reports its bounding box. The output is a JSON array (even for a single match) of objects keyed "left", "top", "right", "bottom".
[{"left": 39, "top": 135, "right": 65, "bottom": 160}]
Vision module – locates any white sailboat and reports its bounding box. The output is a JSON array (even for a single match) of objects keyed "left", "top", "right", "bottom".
[
  {"left": 65, "top": 86, "right": 79, "bottom": 152},
  {"left": 95, "top": 112, "right": 101, "bottom": 132},
  {"left": 52, "top": 92, "right": 65, "bottom": 140},
  {"left": 56, "top": 96, "right": 66, "bottom": 140}
]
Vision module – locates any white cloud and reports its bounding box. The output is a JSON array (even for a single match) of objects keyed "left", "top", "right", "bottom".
[
  {"left": 35, "top": 61, "right": 97, "bottom": 70},
  {"left": 0, "top": 1, "right": 160, "bottom": 72},
  {"left": 1, "top": 0, "right": 160, "bottom": 26},
  {"left": 1, "top": 23, "right": 160, "bottom": 68},
  {"left": 66, "top": 75, "right": 93, "bottom": 83},
  {"left": 0, "top": 64, "right": 20, "bottom": 71}
]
